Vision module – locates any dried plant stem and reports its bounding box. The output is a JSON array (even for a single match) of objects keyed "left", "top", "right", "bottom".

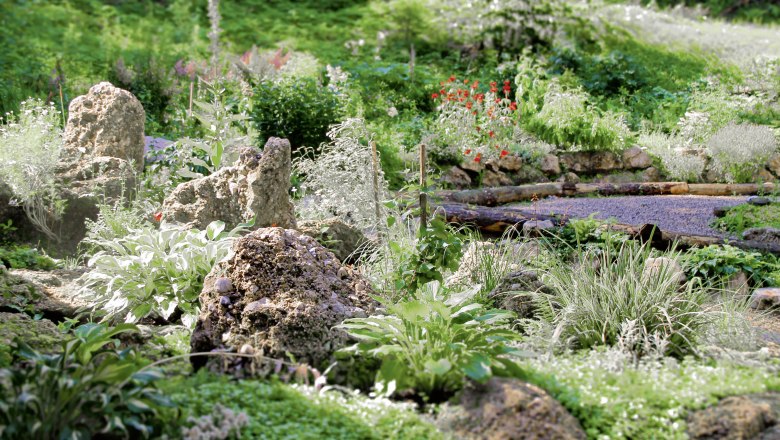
[
  {"left": 370, "top": 141, "right": 382, "bottom": 230},
  {"left": 419, "top": 143, "right": 428, "bottom": 233},
  {"left": 58, "top": 82, "right": 66, "bottom": 127},
  {"left": 188, "top": 81, "right": 194, "bottom": 118}
]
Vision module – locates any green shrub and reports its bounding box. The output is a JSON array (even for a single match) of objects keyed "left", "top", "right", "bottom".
[
  {"left": 533, "top": 241, "right": 712, "bottom": 357},
  {"left": 78, "top": 220, "right": 248, "bottom": 326},
  {"left": 0, "top": 246, "right": 57, "bottom": 270},
  {"left": 712, "top": 203, "right": 780, "bottom": 235},
  {"left": 0, "top": 323, "right": 171, "bottom": 439},
  {"left": 394, "top": 217, "right": 464, "bottom": 295},
  {"left": 338, "top": 286, "right": 524, "bottom": 402},
  {"left": 251, "top": 77, "right": 343, "bottom": 152},
  {"left": 162, "top": 371, "right": 442, "bottom": 439},
  {"left": 683, "top": 244, "right": 780, "bottom": 288}
]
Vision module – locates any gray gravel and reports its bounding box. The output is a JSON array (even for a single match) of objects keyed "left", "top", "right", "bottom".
[{"left": 513, "top": 195, "right": 749, "bottom": 238}]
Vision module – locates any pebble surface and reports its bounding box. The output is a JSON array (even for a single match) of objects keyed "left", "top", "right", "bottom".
[{"left": 513, "top": 195, "right": 748, "bottom": 238}]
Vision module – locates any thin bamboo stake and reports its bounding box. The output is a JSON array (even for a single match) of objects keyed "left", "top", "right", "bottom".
[
  {"left": 419, "top": 143, "right": 428, "bottom": 233},
  {"left": 370, "top": 141, "right": 382, "bottom": 229},
  {"left": 188, "top": 81, "right": 194, "bottom": 118},
  {"left": 58, "top": 82, "right": 66, "bottom": 127}
]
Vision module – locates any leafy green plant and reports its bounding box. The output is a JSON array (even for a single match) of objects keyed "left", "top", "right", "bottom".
[
  {"left": 0, "top": 220, "right": 15, "bottom": 244},
  {"left": 251, "top": 77, "right": 343, "bottom": 152},
  {"left": 78, "top": 220, "right": 248, "bottom": 326},
  {"left": 0, "top": 246, "right": 57, "bottom": 270},
  {"left": 683, "top": 244, "right": 780, "bottom": 288},
  {"left": 338, "top": 286, "right": 524, "bottom": 402},
  {"left": 394, "top": 217, "right": 464, "bottom": 295},
  {"left": 161, "top": 371, "right": 442, "bottom": 439},
  {"left": 533, "top": 241, "right": 712, "bottom": 357},
  {"left": 712, "top": 203, "right": 780, "bottom": 235},
  {"left": 0, "top": 323, "right": 171, "bottom": 440}
]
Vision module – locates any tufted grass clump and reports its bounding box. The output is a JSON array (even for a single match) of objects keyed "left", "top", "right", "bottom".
[{"left": 531, "top": 240, "right": 718, "bottom": 357}]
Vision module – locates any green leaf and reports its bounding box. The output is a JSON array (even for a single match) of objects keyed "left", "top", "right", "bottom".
[
  {"left": 463, "top": 353, "right": 492, "bottom": 381},
  {"left": 424, "top": 358, "right": 452, "bottom": 376}
]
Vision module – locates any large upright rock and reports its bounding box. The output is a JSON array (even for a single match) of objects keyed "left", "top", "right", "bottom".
[
  {"left": 191, "top": 228, "right": 377, "bottom": 370},
  {"left": 162, "top": 138, "right": 296, "bottom": 231},
  {"left": 63, "top": 82, "right": 145, "bottom": 171}
]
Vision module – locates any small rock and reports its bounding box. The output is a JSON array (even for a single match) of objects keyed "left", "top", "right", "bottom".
[
  {"left": 215, "top": 277, "right": 233, "bottom": 294},
  {"left": 523, "top": 220, "right": 555, "bottom": 237},
  {"left": 219, "top": 296, "right": 231, "bottom": 307},
  {"left": 641, "top": 166, "right": 661, "bottom": 182},
  {"left": 556, "top": 172, "right": 580, "bottom": 184},
  {"left": 298, "top": 218, "right": 371, "bottom": 264},
  {"left": 482, "top": 169, "right": 513, "bottom": 187},
  {"left": 758, "top": 168, "right": 776, "bottom": 182},
  {"left": 743, "top": 227, "right": 780, "bottom": 244},
  {"left": 441, "top": 166, "right": 472, "bottom": 189},
  {"left": 748, "top": 196, "right": 772, "bottom": 206},
  {"left": 487, "top": 270, "right": 551, "bottom": 319},
  {"left": 751, "top": 288, "right": 780, "bottom": 311},
  {"left": 460, "top": 158, "right": 485, "bottom": 173},
  {"left": 687, "top": 394, "right": 779, "bottom": 440},
  {"left": 623, "top": 145, "right": 653, "bottom": 169},
  {"left": 726, "top": 271, "right": 750, "bottom": 296},
  {"left": 767, "top": 153, "right": 780, "bottom": 177},
  {"left": 540, "top": 154, "right": 561, "bottom": 175},
  {"left": 497, "top": 154, "right": 523, "bottom": 172},
  {"left": 436, "top": 377, "right": 587, "bottom": 440}
]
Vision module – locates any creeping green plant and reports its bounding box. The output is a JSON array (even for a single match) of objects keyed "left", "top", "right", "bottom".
[{"left": 0, "top": 323, "right": 170, "bottom": 439}]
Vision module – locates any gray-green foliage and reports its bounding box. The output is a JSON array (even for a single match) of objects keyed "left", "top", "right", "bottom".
[
  {"left": 531, "top": 241, "right": 713, "bottom": 357},
  {"left": 338, "top": 285, "right": 524, "bottom": 401},
  {"left": 78, "top": 220, "right": 247, "bottom": 327},
  {"left": 0, "top": 99, "right": 65, "bottom": 240}
]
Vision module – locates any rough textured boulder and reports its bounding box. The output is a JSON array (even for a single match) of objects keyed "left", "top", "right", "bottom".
[
  {"left": 751, "top": 288, "right": 780, "bottom": 311},
  {"left": 63, "top": 82, "right": 145, "bottom": 171},
  {"left": 487, "top": 269, "right": 550, "bottom": 319},
  {"left": 190, "top": 228, "right": 377, "bottom": 370},
  {"left": 559, "top": 151, "right": 623, "bottom": 174},
  {"left": 540, "top": 154, "right": 561, "bottom": 175},
  {"left": 768, "top": 154, "right": 780, "bottom": 177},
  {"left": 162, "top": 138, "right": 296, "bottom": 231},
  {"left": 0, "top": 313, "right": 66, "bottom": 363},
  {"left": 687, "top": 393, "right": 780, "bottom": 439},
  {"left": 482, "top": 169, "right": 513, "bottom": 187},
  {"left": 436, "top": 378, "right": 587, "bottom": 440},
  {"left": 623, "top": 146, "right": 653, "bottom": 170},
  {"left": 442, "top": 166, "right": 472, "bottom": 189},
  {"left": 743, "top": 227, "right": 780, "bottom": 244},
  {"left": 0, "top": 269, "right": 89, "bottom": 321},
  {"left": 298, "top": 218, "right": 370, "bottom": 263},
  {"left": 523, "top": 219, "right": 555, "bottom": 237}
]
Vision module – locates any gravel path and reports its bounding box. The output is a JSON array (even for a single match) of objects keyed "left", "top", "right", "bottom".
[{"left": 513, "top": 195, "right": 749, "bottom": 238}]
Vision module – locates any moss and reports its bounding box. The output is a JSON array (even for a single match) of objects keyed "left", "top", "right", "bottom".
[{"left": 0, "top": 312, "right": 66, "bottom": 355}]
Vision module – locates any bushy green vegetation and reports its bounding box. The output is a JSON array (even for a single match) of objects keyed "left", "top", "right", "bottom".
[
  {"left": 683, "top": 244, "right": 780, "bottom": 287},
  {"left": 162, "top": 371, "right": 442, "bottom": 439},
  {"left": 712, "top": 203, "right": 780, "bottom": 235}
]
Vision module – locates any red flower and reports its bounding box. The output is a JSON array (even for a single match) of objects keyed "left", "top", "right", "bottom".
[
  {"left": 471, "top": 81, "right": 479, "bottom": 90},
  {"left": 489, "top": 130, "right": 495, "bottom": 138},
  {"left": 431, "top": 93, "right": 439, "bottom": 99},
  {"left": 466, "top": 101, "right": 473, "bottom": 109},
  {"left": 154, "top": 212, "right": 163, "bottom": 222},
  {"left": 464, "top": 79, "right": 470, "bottom": 84},
  {"left": 474, "top": 153, "right": 482, "bottom": 163},
  {"left": 509, "top": 102, "right": 518, "bottom": 111},
  {"left": 475, "top": 126, "right": 481, "bottom": 132},
  {"left": 464, "top": 148, "right": 472, "bottom": 155},
  {"left": 503, "top": 85, "right": 511, "bottom": 94},
  {"left": 500, "top": 149, "right": 509, "bottom": 157},
  {"left": 448, "top": 75, "right": 456, "bottom": 82},
  {"left": 490, "top": 81, "right": 497, "bottom": 87},
  {"left": 495, "top": 98, "right": 501, "bottom": 103},
  {"left": 472, "top": 110, "right": 478, "bottom": 115},
  {"left": 440, "top": 89, "right": 446, "bottom": 95},
  {"left": 503, "top": 80, "right": 511, "bottom": 86}
]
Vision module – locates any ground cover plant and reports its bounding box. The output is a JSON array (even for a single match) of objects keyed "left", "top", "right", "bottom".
[{"left": 2, "top": 0, "right": 780, "bottom": 438}]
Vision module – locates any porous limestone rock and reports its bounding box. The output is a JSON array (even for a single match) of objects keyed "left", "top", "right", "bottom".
[
  {"left": 623, "top": 146, "right": 653, "bottom": 170},
  {"left": 482, "top": 169, "right": 513, "bottom": 187},
  {"left": 559, "top": 151, "right": 623, "bottom": 174},
  {"left": 523, "top": 219, "right": 555, "bottom": 237},
  {"left": 298, "top": 218, "right": 370, "bottom": 263},
  {"left": 442, "top": 166, "right": 472, "bottom": 189},
  {"left": 751, "top": 288, "right": 780, "bottom": 311},
  {"left": 190, "top": 228, "right": 377, "bottom": 371},
  {"left": 743, "top": 227, "right": 780, "bottom": 244},
  {"left": 540, "top": 154, "right": 561, "bottom": 176},
  {"left": 62, "top": 82, "right": 145, "bottom": 171},
  {"left": 162, "top": 138, "right": 296, "bottom": 231},
  {"left": 687, "top": 394, "right": 780, "bottom": 440},
  {"left": 436, "top": 378, "right": 587, "bottom": 440},
  {"left": 487, "top": 269, "right": 551, "bottom": 319}
]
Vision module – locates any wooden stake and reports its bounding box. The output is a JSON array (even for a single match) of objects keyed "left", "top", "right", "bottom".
[
  {"left": 58, "top": 82, "right": 66, "bottom": 127},
  {"left": 419, "top": 143, "right": 428, "bottom": 233},
  {"left": 188, "top": 81, "right": 194, "bottom": 118},
  {"left": 409, "top": 43, "right": 415, "bottom": 82},
  {"left": 370, "top": 141, "right": 382, "bottom": 229}
]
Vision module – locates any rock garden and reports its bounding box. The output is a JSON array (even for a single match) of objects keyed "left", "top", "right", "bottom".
[{"left": 1, "top": 1, "right": 780, "bottom": 439}]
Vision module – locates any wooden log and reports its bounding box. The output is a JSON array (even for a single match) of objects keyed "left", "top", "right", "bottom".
[
  {"left": 432, "top": 203, "right": 558, "bottom": 234},
  {"left": 437, "top": 183, "right": 564, "bottom": 206},
  {"left": 688, "top": 183, "right": 775, "bottom": 196},
  {"left": 575, "top": 182, "right": 689, "bottom": 197}
]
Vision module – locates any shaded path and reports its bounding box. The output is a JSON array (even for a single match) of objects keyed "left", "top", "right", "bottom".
[{"left": 513, "top": 195, "right": 748, "bottom": 238}]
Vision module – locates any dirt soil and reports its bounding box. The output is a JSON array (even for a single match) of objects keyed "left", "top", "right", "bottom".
[{"left": 513, "top": 195, "right": 748, "bottom": 238}]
